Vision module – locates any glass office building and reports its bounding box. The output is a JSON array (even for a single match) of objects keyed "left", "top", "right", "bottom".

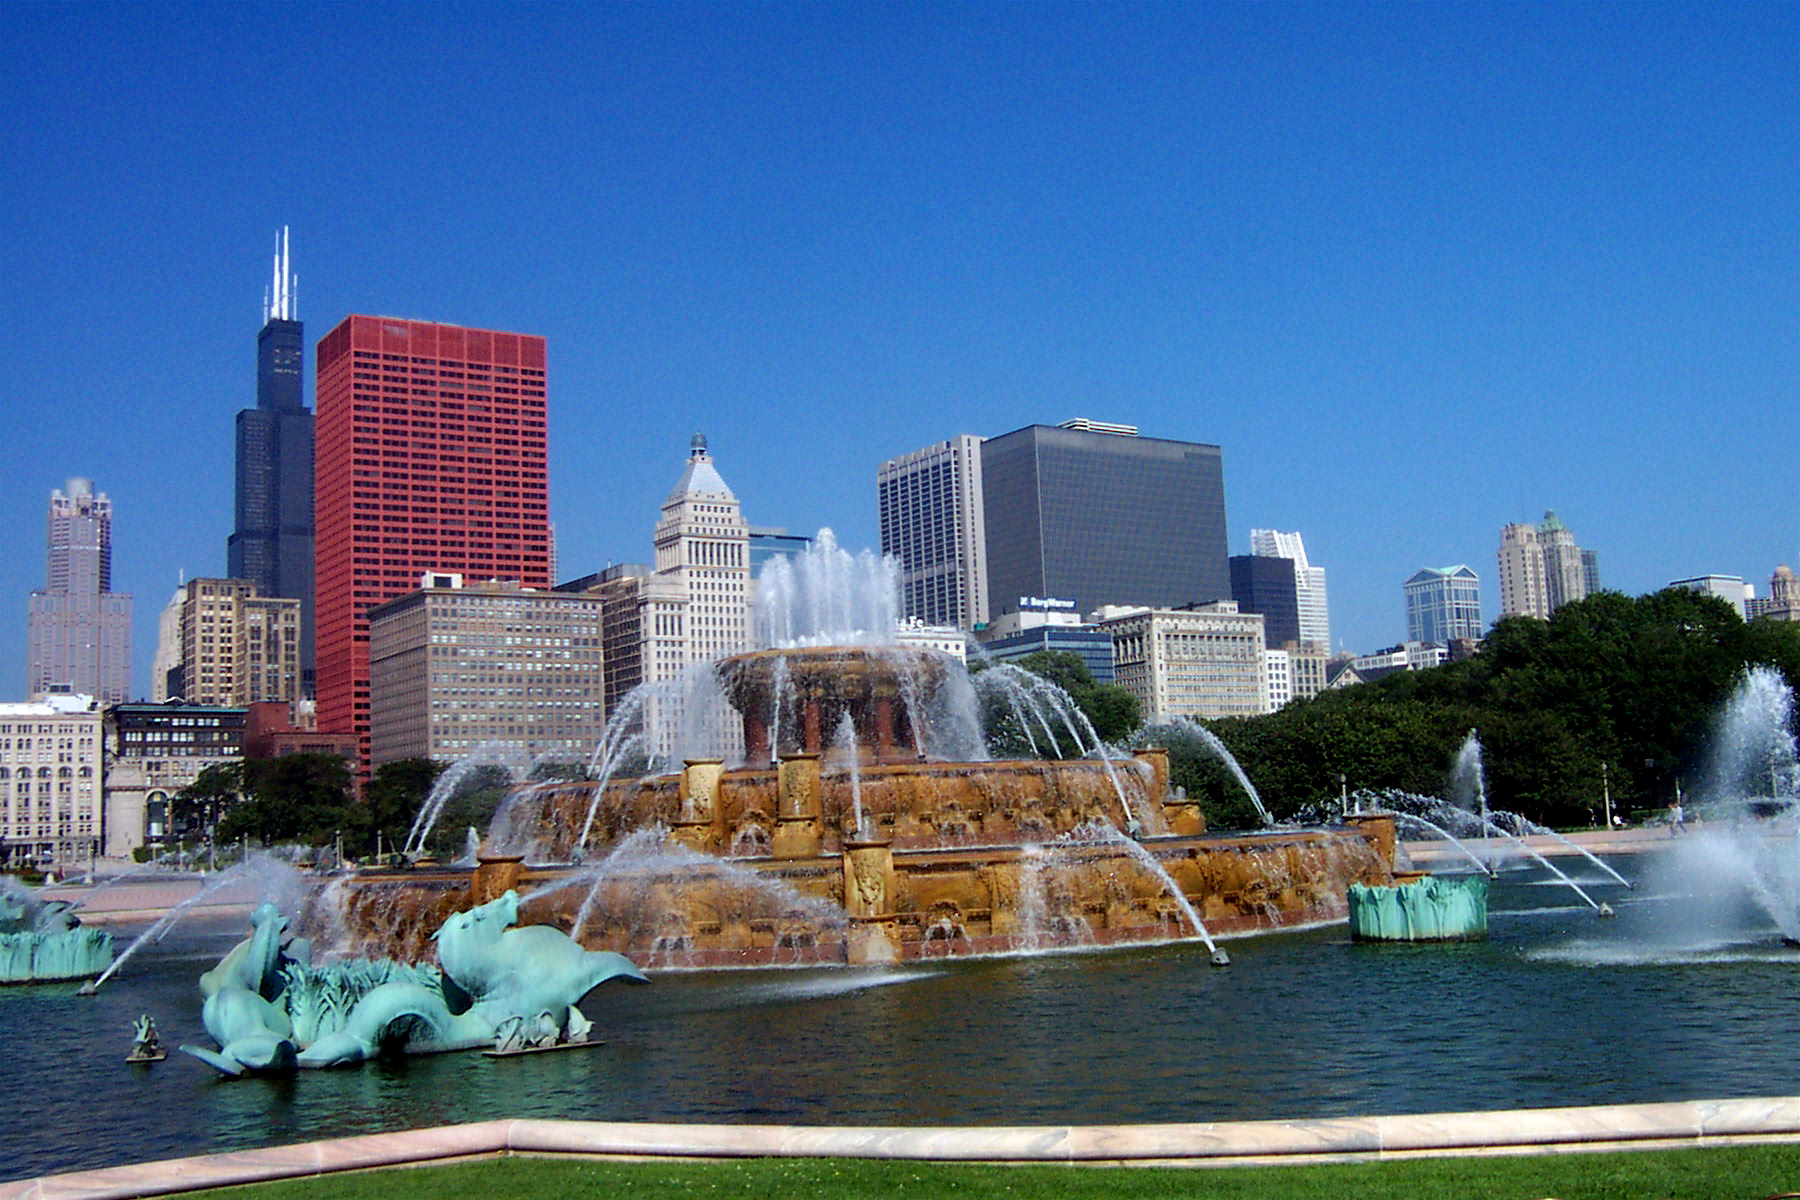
[
  {"left": 1229, "top": 554, "right": 1301, "bottom": 649},
  {"left": 1404, "top": 565, "right": 1484, "bottom": 645},
  {"left": 980, "top": 423, "right": 1229, "bottom": 620}
]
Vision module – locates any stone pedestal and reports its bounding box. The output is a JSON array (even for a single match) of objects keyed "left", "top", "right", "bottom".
[
  {"left": 678, "top": 759, "right": 726, "bottom": 853},
  {"left": 469, "top": 854, "right": 525, "bottom": 906},
  {"left": 742, "top": 712, "right": 772, "bottom": 768},
  {"left": 1344, "top": 812, "right": 1398, "bottom": 878},
  {"left": 842, "top": 837, "right": 901, "bottom": 965},
  {"left": 1133, "top": 746, "right": 1170, "bottom": 799},
  {"left": 773, "top": 753, "right": 824, "bottom": 859}
]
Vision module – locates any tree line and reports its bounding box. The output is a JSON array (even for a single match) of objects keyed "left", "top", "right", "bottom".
[{"left": 1148, "top": 589, "right": 1798, "bottom": 829}]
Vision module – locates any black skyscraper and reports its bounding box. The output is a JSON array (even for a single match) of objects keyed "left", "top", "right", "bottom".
[
  {"left": 227, "top": 229, "right": 315, "bottom": 682},
  {"left": 1229, "top": 554, "right": 1302, "bottom": 649},
  {"left": 980, "top": 421, "right": 1229, "bottom": 617}
]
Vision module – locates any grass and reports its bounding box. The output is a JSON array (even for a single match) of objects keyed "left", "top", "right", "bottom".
[{"left": 197, "top": 1144, "right": 1800, "bottom": 1200}]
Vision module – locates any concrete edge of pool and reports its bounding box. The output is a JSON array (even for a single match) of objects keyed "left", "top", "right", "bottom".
[{"left": 6, "top": 1095, "right": 1798, "bottom": 1199}]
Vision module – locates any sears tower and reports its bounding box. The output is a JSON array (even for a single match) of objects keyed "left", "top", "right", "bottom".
[{"left": 228, "top": 228, "right": 315, "bottom": 686}]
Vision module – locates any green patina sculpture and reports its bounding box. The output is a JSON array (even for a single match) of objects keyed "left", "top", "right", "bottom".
[
  {"left": 181, "top": 891, "right": 647, "bottom": 1076},
  {"left": 0, "top": 884, "right": 114, "bottom": 984},
  {"left": 1348, "top": 874, "right": 1489, "bottom": 942}
]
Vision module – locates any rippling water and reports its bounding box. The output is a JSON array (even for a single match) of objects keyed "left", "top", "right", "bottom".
[{"left": 4, "top": 858, "right": 1795, "bottom": 1181}]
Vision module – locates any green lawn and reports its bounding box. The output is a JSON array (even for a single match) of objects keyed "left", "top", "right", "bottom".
[{"left": 199, "top": 1144, "right": 1799, "bottom": 1200}]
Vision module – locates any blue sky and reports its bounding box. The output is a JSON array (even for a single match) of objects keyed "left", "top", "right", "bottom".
[{"left": 2, "top": 2, "right": 1794, "bottom": 697}]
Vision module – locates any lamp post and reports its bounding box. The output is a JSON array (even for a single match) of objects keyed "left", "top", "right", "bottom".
[
  {"left": 1337, "top": 773, "right": 1348, "bottom": 817},
  {"left": 1602, "top": 762, "right": 1613, "bottom": 831}
]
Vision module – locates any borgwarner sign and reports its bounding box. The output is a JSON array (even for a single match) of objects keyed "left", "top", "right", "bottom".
[{"left": 1019, "top": 596, "right": 1078, "bottom": 610}]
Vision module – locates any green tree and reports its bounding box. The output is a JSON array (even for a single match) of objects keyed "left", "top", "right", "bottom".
[
  {"left": 365, "top": 758, "right": 445, "bottom": 854},
  {"left": 1221, "top": 586, "right": 1798, "bottom": 828},
  {"left": 420, "top": 764, "right": 516, "bottom": 860},
  {"left": 216, "top": 752, "right": 358, "bottom": 846},
  {"left": 996, "top": 651, "right": 1142, "bottom": 751},
  {"left": 171, "top": 762, "right": 243, "bottom": 840}
]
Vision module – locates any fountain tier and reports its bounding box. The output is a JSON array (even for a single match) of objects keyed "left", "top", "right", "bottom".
[
  {"left": 716, "top": 645, "right": 950, "bottom": 766},
  {"left": 326, "top": 748, "right": 1398, "bottom": 970}
]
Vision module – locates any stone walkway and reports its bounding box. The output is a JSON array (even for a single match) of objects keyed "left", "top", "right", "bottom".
[{"left": 5, "top": 1097, "right": 1797, "bottom": 1199}]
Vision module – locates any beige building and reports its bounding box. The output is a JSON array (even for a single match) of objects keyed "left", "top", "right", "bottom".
[
  {"left": 0, "top": 695, "right": 103, "bottom": 868},
  {"left": 1498, "top": 511, "right": 1593, "bottom": 620},
  {"left": 1538, "top": 512, "right": 1587, "bottom": 612},
  {"left": 1764, "top": 565, "right": 1800, "bottom": 621},
  {"left": 170, "top": 578, "right": 302, "bottom": 711},
  {"left": 1097, "top": 602, "right": 1268, "bottom": 722},
  {"left": 1497, "top": 523, "right": 1548, "bottom": 619},
  {"left": 367, "top": 573, "right": 606, "bottom": 768},
  {"left": 564, "top": 436, "right": 753, "bottom": 759},
  {"left": 1283, "top": 643, "right": 1329, "bottom": 705}
]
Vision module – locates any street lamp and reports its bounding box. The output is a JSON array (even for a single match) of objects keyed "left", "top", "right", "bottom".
[{"left": 1337, "top": 773, "right": 1348, "bottom": 817}]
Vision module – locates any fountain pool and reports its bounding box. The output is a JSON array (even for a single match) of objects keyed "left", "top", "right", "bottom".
[{"left": 4, "top": 856, "right": 1796, "bottom": 1182}]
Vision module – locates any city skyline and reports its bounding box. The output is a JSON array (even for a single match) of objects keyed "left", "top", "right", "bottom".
[{"left": 3, "top": 4, "right": 1795, "bottom": 697}]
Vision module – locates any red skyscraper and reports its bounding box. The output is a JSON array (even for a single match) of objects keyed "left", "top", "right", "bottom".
[{"left": 314, "top": 316, "right": 550, "bottom": 763}]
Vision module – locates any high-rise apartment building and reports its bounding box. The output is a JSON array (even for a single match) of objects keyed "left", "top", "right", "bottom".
[
  {"left": 981, "top": 421, "right": 1229, "bottom": 621},
  {"left": 168, "top": 578, "right": 302, "bottom": 709},
  {"left": 368, "top": 573, "right": 605, "bottom": 768},
  {"left": 878, "top": 435, "right": 988, "bottom": 629},
  {"left": 1496, "top": 522, "right": 1548, "bottom": 619},
  {"left": 1248, "top": 530, "right": 1329, "bottom": 651},
  {"left": 314, "top": 316, "right": 551, "bottom": 765},
  {"left": 27, "top": 479, "right": 131, "bottom": 704},
  {"left": 1538, "top": 511, "right": 1587, "bottom": 612},
  {"left": 1404, "top": 566, "right": 1484, "bottom": 645},
  {"left": 1096, "top": 601, "right": 1268, "bottom": 722},
  {"left": 228, "top": 230, "right": 316, "bottom": 679},
  {"left": 1497, "top": 511, "right": 1595, "bottom": 620}
]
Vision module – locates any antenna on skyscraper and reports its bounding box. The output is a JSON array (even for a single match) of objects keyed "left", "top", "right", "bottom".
[{"left": 266, "top": 226, "right": 295, "bottom": 323}]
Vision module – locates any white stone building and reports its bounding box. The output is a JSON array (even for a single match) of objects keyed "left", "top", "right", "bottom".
[
  {"left": 1497, "top": 523, "right": 1548, "bottom": 619},
  {"left": 1096, "top": 602, "right": 1269, "bottom": 722},
  {"left": 568, "top": 436, "right": 753, "bottom": 759},
  {"left": 0, "top": 695, "right": 103, "bottom": 868}
]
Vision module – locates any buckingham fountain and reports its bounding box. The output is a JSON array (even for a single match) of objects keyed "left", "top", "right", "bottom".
[
  {"left": 318, "top": 533, "right": 1398, "bottom": 973},
  {"left": 7, "top": 547, "right": 1798, "bottom": 1175}
]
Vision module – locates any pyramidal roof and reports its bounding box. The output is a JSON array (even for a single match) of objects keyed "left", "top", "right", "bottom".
[
  {"left": 1539, "top": 509, "right": 1568, "bottom": 532},
  {"left": 667, "top": 432, "right": 735, "bottom": 502}
]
